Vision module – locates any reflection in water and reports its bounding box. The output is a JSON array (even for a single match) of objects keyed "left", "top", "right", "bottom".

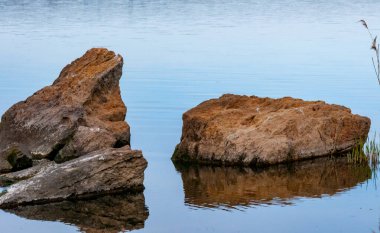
[
  {"left": 5, "top": 193, "right": 148, "bottom": 233},
  {"left": 174, "top": 158, "right": 371, "bottom": 210}
]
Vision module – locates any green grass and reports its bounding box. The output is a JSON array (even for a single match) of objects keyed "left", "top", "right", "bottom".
[
  {"left": 347, "top": 133, "right": 380, "bottom": 170},
  {"left": 347, "top": 134, "right": 380, "bottom": 186}
]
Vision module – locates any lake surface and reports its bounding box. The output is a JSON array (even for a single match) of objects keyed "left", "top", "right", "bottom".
[{"left": 1, "top": 0, "right": 380, "bottom": 232}]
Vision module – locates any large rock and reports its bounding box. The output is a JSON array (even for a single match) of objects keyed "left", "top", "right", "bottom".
[
  {"left": 0, "top": 48, "right": 130, "bottom": 171},
  {"left": 0, "top": 146, "right": 147, "bottom": 208},
  {"left": 173, "top": 94, "right": 371, "bottom": 165},
  {"left": 5, "top": 193, "right": 148, "bottom": 233},
  {"left": 174, "top": 157, "right": 371, "bottom": 209}
]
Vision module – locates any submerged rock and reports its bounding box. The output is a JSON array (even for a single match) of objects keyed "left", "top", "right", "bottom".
[
  {"left": 6, "top": 193, "right": 148, "bottom": 233},
  {"left": 174, "top": 157, "right": 371, "bottom": 209},
  {"left": 173, "top": 94, "right": 371, "bottom": 166},
  {"left": 0, "top": 48, "right": 130, "bottom": 170},
  {"left": 0, "top": 146, "right": 147, "bottom": 208}
]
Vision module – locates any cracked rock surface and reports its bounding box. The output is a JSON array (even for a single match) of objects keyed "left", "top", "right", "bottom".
[
  {"left": 0, "top": 147, "right": 146, "bottom": 208},
  {"left": 173, "top": 94, "right": 371, "bottom": 166},
  {"left": 0, "top": 48, "right": 147, "bottom": 208},
  {"left": 0, "top": 48, "right": 130, "bottom": 171}
]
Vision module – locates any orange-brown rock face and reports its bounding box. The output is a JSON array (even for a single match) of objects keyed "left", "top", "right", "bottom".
[
  {"left": 172, "top": 94, "right": 371, "bottom": 166},
  {"left": 0, "top": 48, "right": 130, "bottom": 171}
]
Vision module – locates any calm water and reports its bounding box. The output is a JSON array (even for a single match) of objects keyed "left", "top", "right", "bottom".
[{"left": 1, "top": 0, "right": 380, "bottom": 232}]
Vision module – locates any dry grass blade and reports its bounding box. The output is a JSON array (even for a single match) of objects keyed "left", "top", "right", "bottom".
[
  {"left": 359, "top": 19, "right": 379, "bottom": 84},
  {"left": 372, "top": 36, "right": 378, "bottom": 51},
  {"left": 359, "top": 19, "right": 369, "bottom": 29}
]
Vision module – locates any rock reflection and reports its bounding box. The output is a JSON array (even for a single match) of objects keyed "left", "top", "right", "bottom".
[
  {"left": 174, "top": 158, "right": 371, "bottom": 210},
  {"left": 5, "top": 193, "right": 148, "bottom": 233}
]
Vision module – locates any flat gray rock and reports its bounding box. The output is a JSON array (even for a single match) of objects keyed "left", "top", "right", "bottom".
[
  {"left": 0, "top": 159, "right": 54, "bottom": 186},
  {"left": 0, "top": 146, "right": 147, "bottom": 208}
]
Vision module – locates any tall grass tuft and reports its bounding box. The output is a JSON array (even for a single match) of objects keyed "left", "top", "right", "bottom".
[
  {"left": 359, "top": 19, "right": 380, "bottom": 84},
  {"left": 365, "top": 133, "right": 380, "bottom": 168},
  {"left": 347, "top": 138, "right": 368, "bottom": 164},
  {"left": 348, "top": 133, "right": 380, "bottom": 170}
]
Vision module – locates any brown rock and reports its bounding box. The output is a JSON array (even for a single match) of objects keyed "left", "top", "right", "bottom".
[
  {"left": 0, "top": 48, "right": 130, "bottom": 168},
  {"left": 5, "top": 193, "right": 149, "bottom": 233},
  {"left": 0, "top": 159, "right": 54, "bottom": 186},
  {"left": 0, "top": 146, "right": 147, "bottom": 208},
  {"left": 174, "top": 157, "right": 371, "bottom": 209},
  {"left": 173, "top": 94, "right": 371, "bottom": 165},
  {"left": 54, "top": 126, "right": 117, "bottom": 163},
  {"left": 0, "top": 146, "right": 32, "bottom": 173}
]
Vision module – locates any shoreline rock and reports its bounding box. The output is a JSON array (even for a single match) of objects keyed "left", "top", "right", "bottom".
[
  {"left": 0, "top": 48, "right": 147, "bottom": 208},
  {"left": 0, "top": 146, "right": 147, "bottom": 208},
  {"left": 172, "top": 94, "right": 371, "bottom": 166},
  {"left": 0, "top": 48, "right": 130, "bottom": 171}
]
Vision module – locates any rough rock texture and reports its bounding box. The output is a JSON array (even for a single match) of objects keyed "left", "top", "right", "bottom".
[
  {"left": 0, "top": 146, "right": 147, "bottom": 208},
  {"left": 0, "top": 159, "right": 54, "bottom": 187},
  {"left": 174, "top": 158, "right": 371, "bottom": 209},
  {"left": 0, "top": 48, "right": 130, "bottom": 171},
  {"left": 0, "top": 146, "right": 32, "bottom": 173},
  {"left": 173, "top": 94, "right": 371, "bottom": 166},
  {"left": 6, "top": 193, "right": 148, "bottom": 233}
]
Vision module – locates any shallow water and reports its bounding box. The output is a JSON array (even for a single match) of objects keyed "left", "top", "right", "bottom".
[{"left": 1, "top": 0, "right": 380, "bottom": 232}]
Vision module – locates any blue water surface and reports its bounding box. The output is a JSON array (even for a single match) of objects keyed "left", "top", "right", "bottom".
[{"left": 1, "top": 1, "right": 380, "bottom": 232}]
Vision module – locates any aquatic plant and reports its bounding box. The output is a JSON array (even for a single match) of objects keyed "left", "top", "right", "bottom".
[
  {"left": 359, "top": 20, "right": 380, "bottom": 84},
  {"left": 347, "top": 133, "right": 380, "bottom": 170},
  {"left": 347, "top": 135, "right": 380, "bottom": 189},
  {"left": 347, "top": 139, "right": 368, "bottom": 164}
]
